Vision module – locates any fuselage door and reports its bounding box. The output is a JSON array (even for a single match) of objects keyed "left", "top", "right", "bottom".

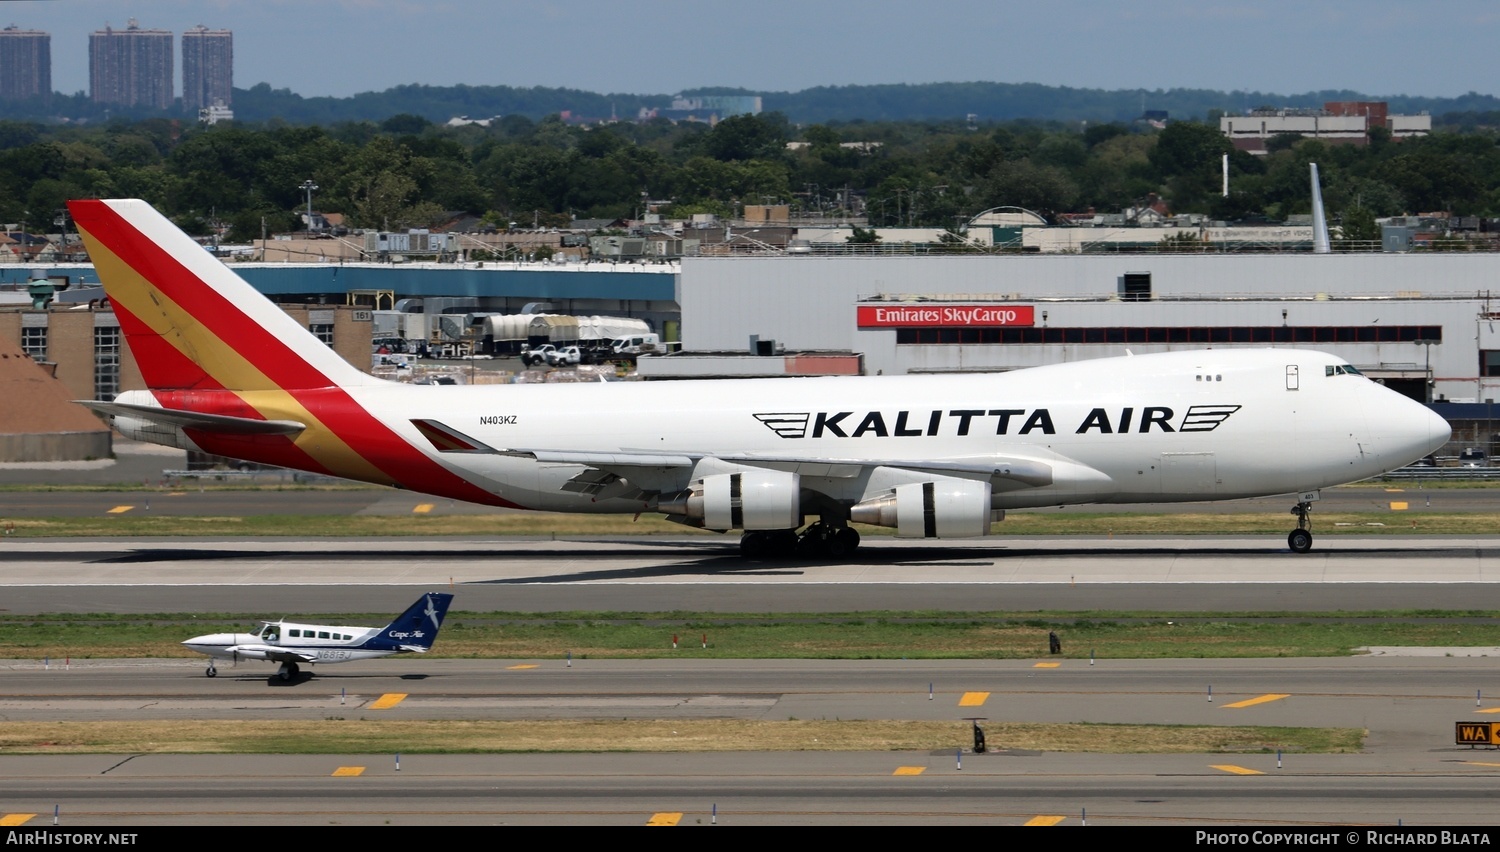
[{"left": 1286, "top": 365, "right": 1300, "bottom": 391}]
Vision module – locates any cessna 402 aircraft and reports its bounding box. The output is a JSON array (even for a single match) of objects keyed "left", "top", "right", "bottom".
[
  {"left": 69, "top": 199, "right": 1449, "bottom": 558},
  {"left": 182, "top": 592, "right": 454, "bottom": 680}
]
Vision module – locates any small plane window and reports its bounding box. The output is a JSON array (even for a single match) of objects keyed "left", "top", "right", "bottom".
[
  {"left": 289, "top": 629, "right": 301, "bottom": 638},
  {"left": 1216, "top": 375, "right": 1222, "bottom": 382},
  {"left": 318, "top": 631, "right": 330, "bottom": 639}
]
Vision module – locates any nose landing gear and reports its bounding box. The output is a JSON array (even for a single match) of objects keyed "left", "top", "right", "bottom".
[{"left": 1288, "top": 500, "right": 1314, "bottom": 553}]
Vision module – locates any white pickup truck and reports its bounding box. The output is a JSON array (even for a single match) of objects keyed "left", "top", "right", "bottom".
[{"left": 520, "top": 344, "right": 557, "bottom": 367}]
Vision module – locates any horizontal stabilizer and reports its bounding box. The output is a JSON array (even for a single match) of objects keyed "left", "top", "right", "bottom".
[
  {"left": 78, "top": 400, "right": 306, "bottom": 436},
  {"left": 411, "top": 419, "right": 498, "bottom": 453}
]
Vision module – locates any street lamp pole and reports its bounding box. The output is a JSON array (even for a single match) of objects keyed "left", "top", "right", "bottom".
[
  {"left": 299, "top": 180, "right": 319, "bottom": 233},
  {"left": 1415, "top": 339, "right": 1438, "bottom": 404}
]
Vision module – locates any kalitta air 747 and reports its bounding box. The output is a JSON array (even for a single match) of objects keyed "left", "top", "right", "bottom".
[{"left": 69, "top": 199, "right": 1449, "bottom": 558}]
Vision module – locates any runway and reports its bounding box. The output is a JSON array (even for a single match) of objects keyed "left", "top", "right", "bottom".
[
  {"left": 6, "top": 534, "right": 1500, "bottom": 825},
  {"left": 5, "top": 656, "right": 1500, "bottom": 826},
  {"left": 5, "top": 535, "right": 1500, "bottom": 613}
]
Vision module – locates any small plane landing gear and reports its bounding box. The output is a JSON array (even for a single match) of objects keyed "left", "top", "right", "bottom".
[
  {"left": 276, "top": 661, "right": 301, "bottom": 682},
  {"left": 1288, "top": 501, "right": 1314, "bottom": 554},
  {"left": 205, "top": 663, "right": 217, "bottom": 678}
]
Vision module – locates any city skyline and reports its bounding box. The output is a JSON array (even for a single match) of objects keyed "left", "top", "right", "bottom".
[{"left": 0, "top": 1, "right": 1496, "bottom": 103}]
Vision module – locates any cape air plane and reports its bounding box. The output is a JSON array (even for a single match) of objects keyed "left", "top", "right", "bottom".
[
  {"left": 182, "top": 592, "right": 454, "bottom": 681},
  {"left": 69, "top": 199, "right": 1450, "bottom": 558}
]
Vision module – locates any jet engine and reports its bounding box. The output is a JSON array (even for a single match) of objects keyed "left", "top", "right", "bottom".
[
  {"left": 849, "top": 479, "right": 993, "bottom": 538},
  {"left": 658, "top": 469, "right": 802, "bottom": 531}
]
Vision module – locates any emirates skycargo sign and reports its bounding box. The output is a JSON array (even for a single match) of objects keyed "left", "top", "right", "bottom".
[{"left": 857, "top": 305, "right": 1035, "bottom": 328}]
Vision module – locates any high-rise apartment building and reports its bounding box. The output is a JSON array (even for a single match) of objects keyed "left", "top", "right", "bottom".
[
  {"left": 90, "top": 19, "right": 173, "bottom": 110},
  {"left": 181, "top": 25, "right": 232, "bottom": 110},
  {"left": 0, "top": 25, "right": 51, "bottom": 102}
]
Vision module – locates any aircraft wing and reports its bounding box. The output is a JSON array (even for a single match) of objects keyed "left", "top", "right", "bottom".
[
  {"left": 79, "top": 401, "right": 306, "bottom": 436},
  {"left": 410, "top": 419, "right": 1055, "bottom": 498},
  {"left": 521, "top": 449, "right": 1053, "bottom": 487},
  {"left": 228, "top": 645, "right": 319, "bottom": 664}
]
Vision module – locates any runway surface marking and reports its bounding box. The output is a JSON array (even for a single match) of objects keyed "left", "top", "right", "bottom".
[
  {"left": 506, "top": 664, "right": 539, "bottom": 670},
  {"left": 369, "top": 693, "right": 407, "bottom": 709},
  {"left": 1222, "top": 693, "right": 1290, "bottom": 709},
  {"left": 1391, "top": 502, "right": 1409, "bottom": 511},
  {"left": 106, "top": 506, "right": 133, "bottom": 514},
  {"left": 1023, "top": 815, "right": 1066, "bottom": 826},
  {"left": 413, "top": 504, "right": 434, "bottom": 514},
  {"left": 958, "top": 691, "right": 989, "bottom": 707},
  {"left": 1033, "top": 662, "right": 1061, "bottom": 668},
  {"left": 1458, "top": 761, "right": 1500, "bottom": 767},
  {"left": 1211, "top": 764, "right": 1265, "bottom": 775},
  {"left": 331, "top": 766, "right": 365, "bottom": 777},
  {"left": 647, "top": 812, "right": 682, "bottom": 826},
  {"left": 893, "top": 766, "right": 926, "bottom": 776},
  {"left": 1474, "top": 707, "right": 1500, "bottom": 714},
  {"left": 0, "top": 815, "right": 36, "bottom": 826}
]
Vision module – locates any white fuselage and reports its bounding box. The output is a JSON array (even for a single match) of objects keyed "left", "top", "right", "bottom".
[
  {"left": 349, "top": 349, "right": 1447, "bottom": 511},
  {"left": 120, "top": 348, "right": 1449, "bottom": 520}
]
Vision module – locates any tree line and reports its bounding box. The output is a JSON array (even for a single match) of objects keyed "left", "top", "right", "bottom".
[{"left": 0, "top": 111, "right": 1497, "bottom": 244}]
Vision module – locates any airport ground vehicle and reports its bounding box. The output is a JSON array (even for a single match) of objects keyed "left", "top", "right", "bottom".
[{"left": 521, "top": 344, "right": 557, "bottom": 367}]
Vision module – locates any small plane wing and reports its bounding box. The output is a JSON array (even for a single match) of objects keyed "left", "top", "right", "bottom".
[
  {"left": 229, "top": 645, "right": 320, "bottom": 664},
  {"left": 79, "top": 401, "right": 306, "bottom": 436}
]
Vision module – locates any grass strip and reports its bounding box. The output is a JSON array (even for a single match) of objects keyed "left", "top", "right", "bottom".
[
  {"left": 0, "top": 719, "right": 1363, "bottom": 755},
  {"left": 6, "top": 612, "right": 1500, "bottom": 660}
]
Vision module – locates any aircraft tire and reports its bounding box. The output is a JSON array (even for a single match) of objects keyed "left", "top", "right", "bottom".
[
  {"left": 825, "top": 527, "right": 860, "bottom": 559},
  {"left": 739, "top": 531, "right": 768, "bottom": 560},
  {"left": 206, "top": 666, "right": 216, "bottom": 678},
  {"left": 1287, "top": 529, "right": 1313, "bottom": 553},
  {"left": 769, "top": 529, "right": 799, "bottom": 559}
]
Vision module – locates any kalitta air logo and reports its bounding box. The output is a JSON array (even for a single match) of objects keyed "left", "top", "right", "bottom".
[{"left": 754, "top": 405, "right": 1240, "bottom": 438}]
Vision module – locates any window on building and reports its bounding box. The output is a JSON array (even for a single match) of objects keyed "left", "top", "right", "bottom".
[
  {"left": 311, "top": 324, "right": 335, "bottom": 348},
  {"left": 94, "top": 326, "right": 120, "bottom": 401},
  {"left": 1122, "top": 272, "right": 1152, "bottom": 302},
  {"left": 1481, "top": 351, "right": 1500, "bottom": 378},
  {"left": 896, "top": 325, "right": 1443, "bottom": 347},
  {"left": 20, "top": 326, "right": 47, "bottom": 361}
]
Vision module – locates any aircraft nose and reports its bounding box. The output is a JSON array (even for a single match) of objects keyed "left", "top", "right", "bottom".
[
  {"left": 1422, "top": 405, "right": 1453, "bottom": 456},
  {"left": 1385, "top": 394, "right": 1451, "bottom": 463}
]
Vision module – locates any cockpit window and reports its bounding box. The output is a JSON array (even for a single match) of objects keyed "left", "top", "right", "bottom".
[{"left": 1325, "top": 364, "right": 1364, "bottom": 377}]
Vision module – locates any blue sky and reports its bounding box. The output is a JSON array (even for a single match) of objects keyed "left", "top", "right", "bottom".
[{"left": 9, "top": 0, "right": 1497, "bottom": 100}]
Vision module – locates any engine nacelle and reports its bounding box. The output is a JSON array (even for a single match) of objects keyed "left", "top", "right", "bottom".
[
  {"left": 850, "top": 479, "right": 993, "bottom": 538},
  {"left": 659, "top": 469, "right": 802, "bottom": 531}
]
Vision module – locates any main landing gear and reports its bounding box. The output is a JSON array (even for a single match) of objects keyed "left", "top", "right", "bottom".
[
  {"left": 739, "top": 522, "right": 860, "bottom": 560},
  {"left": 205, "top": 662, "right": 217, "bottom": 677},
  {"left": 276, "top": 661, "right": 301, "bottom": 682},
  {"left": 1288, "top": 500, "right": 1314, "bottom": 554}
]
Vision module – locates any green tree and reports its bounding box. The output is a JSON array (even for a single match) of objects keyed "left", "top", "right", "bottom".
[{"left": 1336, "top": 204, "right": 1379, "bottom": 246}]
